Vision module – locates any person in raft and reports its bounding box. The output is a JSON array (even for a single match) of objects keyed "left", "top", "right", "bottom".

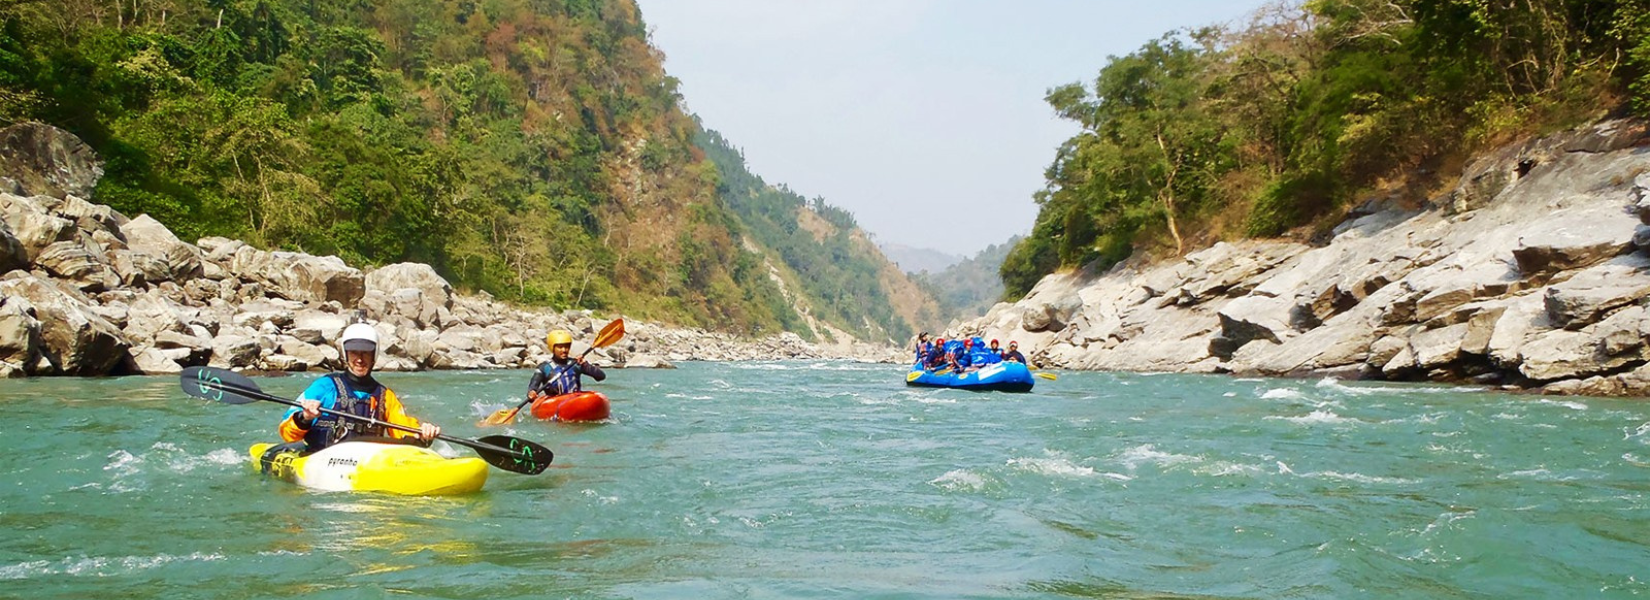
[
  {"left": 923, "top": 337, "right": 948, "bottom": 371},
  {"left": 1001, "top": 340, "right": 1028, "bottom": 364},
  {"left": 277, "top": 323, "right": 441, "bottom": 453},
  {"left": 527, "top": 329, "right": 607, "bottom": 400},
  {"left": 951, "top": 339, "right": 975, "bottom": 373},
  {"left": 913, "top": 332, "right": 933, "bottom": 364},
  {"left": 987, "top": 339, "right": 1003, "bottom": 361}
]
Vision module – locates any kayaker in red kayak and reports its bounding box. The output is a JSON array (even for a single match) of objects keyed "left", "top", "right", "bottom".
[
  {"left": 276, "top": 323, "right": 441, "bottom": 453},
  {"left": 527, "top": 329, "right": 607, "bottom": 399}
]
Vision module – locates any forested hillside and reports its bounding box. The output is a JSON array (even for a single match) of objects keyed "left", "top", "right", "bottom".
[
  {"left": 695, "top": 128, "right": 940, "bottom": 342},
  {"left": 0, "top": 0, "right": 924, "bottom": 338},
  {"left": 1004, "top": 0, "right": 1650, "bottom": 299},
  {"left": 916, "top": 237, "right": 1016, "bottom": 320}
]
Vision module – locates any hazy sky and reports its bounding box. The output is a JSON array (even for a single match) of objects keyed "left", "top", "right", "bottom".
[{"left": 635, "top": 0, "right": 1269, "bottom": 257}]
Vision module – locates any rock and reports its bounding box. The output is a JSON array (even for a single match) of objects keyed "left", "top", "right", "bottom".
[
  {"left": 34, "top": 240, "right": 118, "bottom": 291},
  {"left": 119, "top": 214, "right": 203, "bottom": 282},
  {"left": 278, "top": 337, "right": 337, "bottom": 370},
  {"left": 0, "top": 295, "right": 41, "bottom": 371},
  {"left": 1540, "top": 256, "right": 1650, "bottom": 330},
  {"left": 152, "top": 330, "right": 211, "bottom": 365},
  {"left": 1511, "top": 208, "right": 1636, "bottom": 278},
  {"left": 622, "top": 353, "right": 675, "bottom": 369},
  {"left": 365, "top": 263, "right": 453, "bottom": 309},
  {"left": 1411, "top": 323, "right": 1469, "bottom": 370},
  {"left": 292, "top": 310, "right": 348, "bottom": 344},
  {"left": 129, "top": 346, "right": 182, "bottom": 375},
  {"left": 228, "top": 247, "right": 364, "bottom": 305},
  {"left": 0, "top": 271, "right": 127, "bottom": 375},
  {"left": 36, "top": 194, "right": 125, "bottom": 234},
  {"left": 0, "top": 123, "right": 104, "bottom": 199},
  {"left": 1215, "top": 296, "right": 1291, "bottom": 356},
  {"left": 0, "top": 194, "right": 76, "bottom": 262},
  {"left": 0, "top": 217, "right": 25, "bottom": 274},
  {"left": 125, "top": 291, "right": 192, "bottom": 343},
  {"left": 207, "top": 335, "right": 260, "bottom": 369},
  {"left": 434, "top": 325, "right": 486, "bottom": 354}
]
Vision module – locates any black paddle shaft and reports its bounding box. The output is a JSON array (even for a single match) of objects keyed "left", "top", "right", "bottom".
[{"left": 181, "top": 366, "right": 552, "bottom": 475}]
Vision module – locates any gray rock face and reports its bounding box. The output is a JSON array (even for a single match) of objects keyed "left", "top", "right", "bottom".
[
  {"left": 0, "top": 122, "right": 104, "bottom": 199},
  {"left": 0, "top": 272, "right": 128, "bottom": 375},
  {"left": 367, "top": 263, "right": 454, "bottom": 309},
  {"left": 952, "top": 118, "right": 1650, "bottom": 397},
  {"left": 229, "top": 247, "right": 364, "bottom": 305},
  {"left": 0, "top": 195, "right": 76, "bottom": 262},
  {"left": 120, "top": 214, "right": 202, "bottom": 282},
  {"left": 0, "top": 295, "right": 41, "bottom": 375}
]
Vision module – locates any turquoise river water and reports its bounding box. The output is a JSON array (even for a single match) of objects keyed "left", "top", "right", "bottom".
[{"left": 2, "top": 362, "right": 1648, "bottom": 599}]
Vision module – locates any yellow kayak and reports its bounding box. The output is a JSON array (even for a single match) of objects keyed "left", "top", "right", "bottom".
[{"left": 249, "top": 440, "right": 489, "bottom": 495}]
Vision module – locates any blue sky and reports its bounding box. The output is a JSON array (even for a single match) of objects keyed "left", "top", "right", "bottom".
[{"left": 635, "top": 0, "right": 1271, "bottom": 256}]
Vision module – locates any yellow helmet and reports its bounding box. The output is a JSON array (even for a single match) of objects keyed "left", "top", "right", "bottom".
[{"left": 547, "top": 329, "right": 574, "bottom": 346}]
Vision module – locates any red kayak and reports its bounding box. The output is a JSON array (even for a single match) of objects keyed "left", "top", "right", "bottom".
[{"left": 530, "top": 390, "right": 611, "bottom": 422}]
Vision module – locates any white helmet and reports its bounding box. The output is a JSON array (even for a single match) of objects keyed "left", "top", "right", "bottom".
[{"left": 340, "top": 323, "right": 379, "bottom": 354}]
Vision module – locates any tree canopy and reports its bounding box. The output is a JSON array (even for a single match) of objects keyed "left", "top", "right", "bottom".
[
  {"left": 0, "top": 0, "right": 930, "bottom": 338},
  {"left": 1004, "top": 0, "right": 1650, "bottom": 299}
]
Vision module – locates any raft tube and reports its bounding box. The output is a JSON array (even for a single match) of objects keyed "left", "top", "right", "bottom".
[
  {"left": 248, "top": 440, "right": 488, "bottom": 495},
  {"left": 906, "top": 361, "right": 1035, "bottom": 393},
  {"left": 530, "top": 390, "right": 611, "bottom": 422}
]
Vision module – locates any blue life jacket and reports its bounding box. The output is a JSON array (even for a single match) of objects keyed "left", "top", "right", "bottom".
[{"left": 537, "top": 360, "right": 584, "bottom": 396}]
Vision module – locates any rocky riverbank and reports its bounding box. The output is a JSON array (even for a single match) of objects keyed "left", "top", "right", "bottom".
[
  {"left": 0, "top": 123, "right": 903, "bottom": 378},
  {"left": 954, "top": 119, "right": 1650, "bottom": 398}
]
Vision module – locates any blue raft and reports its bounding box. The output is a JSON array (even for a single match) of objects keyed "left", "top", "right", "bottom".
[{"left": 905, "top": 361, "right": 1035, "bottom": 393}]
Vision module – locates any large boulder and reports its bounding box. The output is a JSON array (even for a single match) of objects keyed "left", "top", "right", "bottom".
[
  {"left": 0, "top": 272, "right": 128, "bottom": 375},
  {"left": 0, "top": 122, "right": 104, "bottom": 199},
  {"left": 0, "top": 294, "right": 41, "bottom": 375},
  {"left": 366, "top": 263, "right": 453, "bottom": 309},
  {"left": 34, "top": 239, "right": 119, "bottom": 291},
  {"left": 0, "top": 218, "right": 25, "bottom": 274},
  {"left": 228, "top": 247, "right": 364, "bottom": 305},
  {"left": 119, "top": 214, "right": 203, "bottom": 283},
  {"left": 0, "top": 194, "right": 76, "bottom": 262}
]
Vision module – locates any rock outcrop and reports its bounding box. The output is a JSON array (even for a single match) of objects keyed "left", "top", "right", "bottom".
[{"left": 951, "top": 119, "right": 1650, "bottom": 397}]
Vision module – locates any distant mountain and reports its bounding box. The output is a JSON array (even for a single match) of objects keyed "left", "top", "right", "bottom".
[
  {"left": 694, "top": 128, "right": 941, "bottom": 343},
  {"left": 916, "top": 237, "right": 1019, "bottom": 320},
  {"left": 880, "top": 243, "right": 964, "bottom": 275}
]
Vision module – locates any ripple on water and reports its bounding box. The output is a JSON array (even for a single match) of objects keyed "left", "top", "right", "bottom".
[{"left": 0, "top": 552, "right": 227, "bottom": 580}]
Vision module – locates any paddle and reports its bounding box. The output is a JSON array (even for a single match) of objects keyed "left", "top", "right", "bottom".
[
  {"left": 479, "top": 318, "right": 626, "bottom": 427},
  {"left": 180, "top": 366, "right": 552, "bottom": 475},
  {"left": 906, "top": 366, "right": 953, "bottom": 382}
]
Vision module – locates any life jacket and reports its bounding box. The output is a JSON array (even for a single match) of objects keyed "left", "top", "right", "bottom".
[
  {"left": 305, "top": 374, "right": 389, "bottom": 449},
  {"left": 537, "top": 359, "right": 583, "bottom": 396}
]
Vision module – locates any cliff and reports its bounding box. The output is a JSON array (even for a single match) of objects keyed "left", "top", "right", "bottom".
[{"left": 955, "top": 119, "right": 1650, "bottom": 397}]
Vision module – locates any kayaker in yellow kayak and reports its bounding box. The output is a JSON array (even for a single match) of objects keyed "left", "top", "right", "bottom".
[
  {"left": 526, "top": 329, "right": 607, "bottom": 400},
  {"left": 275, "top": 323, "right": 441, "bottom": 452}
]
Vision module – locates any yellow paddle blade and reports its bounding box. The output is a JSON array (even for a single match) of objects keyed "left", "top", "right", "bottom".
[
  {"left": 934, "top": 368, "right": 952, "bottom": 376},
  {"left": 1035, "top": 372, "right": 1058, "bottom": 381},
  {"left": 477, "top": 406, "right": 521, "bottom": 427},
  {"left": 593, "top": 318, "right": 626, "bottom": 348}
]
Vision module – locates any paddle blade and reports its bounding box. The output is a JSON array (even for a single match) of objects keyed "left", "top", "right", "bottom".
[
  {"left": 592, "top": 318, "right": 626, "bottom": 348},
  {"left": 474, "top": 435, "right": 553, "bottom": 475},
  {"left": 1035, "top": 372, "right": 1058, "bottom": 381},
  {"left": 477, "top": 406, "right": 522, "bottom": 427},
  {"left": 179, "top": 367, "right": 260, "bottom": 405}
]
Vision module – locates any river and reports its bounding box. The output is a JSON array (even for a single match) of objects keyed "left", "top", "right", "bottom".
[{"left": 2, "top": 362, "right": 1647, "bottom": 598}]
